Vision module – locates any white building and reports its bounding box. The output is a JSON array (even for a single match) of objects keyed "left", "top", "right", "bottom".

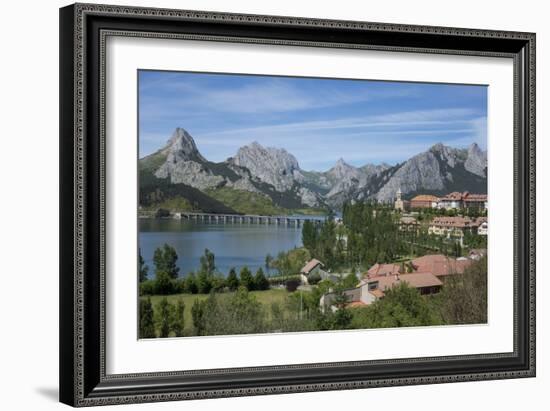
[{"left": 477, "top": 221, "right": 488, "bottom": 236}]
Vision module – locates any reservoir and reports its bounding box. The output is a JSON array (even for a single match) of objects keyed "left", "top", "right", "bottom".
[{"left": 139, "top": 218, "right": 308, "bottom": 277}]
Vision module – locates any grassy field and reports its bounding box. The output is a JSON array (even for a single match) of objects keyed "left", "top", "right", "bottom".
[{"left": 141, "top": 288, "right": 293, "bottom": 334}]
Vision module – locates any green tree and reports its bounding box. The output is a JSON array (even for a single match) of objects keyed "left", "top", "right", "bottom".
[
  {"left": 332, "top": 307, "right": 353, "bottom": 329},
  {"left": 139, "top": 248, "right": 149, "bottom": 282},
  {"left": 239, "top": 267, "right": 255, "bottom": 291},
  {"left": 225, "top": 287, "right": 265, "bottom": 334},
  {"left": 254, "top": 268, "right": 270, "bottom": 291},
  {"left": 301, "top": 220, "right": 318, "bottom": 252},
  {"left": 155, "top": 297, "right": 172, "bottom": 338},
  {"left": 196, "top": 288, "right": 265, "bottom": 336},
  {"left": 139, "top": 279, "right": 155, "bottom": 296},
  {"left": 351, "top": 283, "right": 443, "bottom": 329},
  {"left": 210, "top": 274, "right": 226, "bottom": 292},
  {"left": 170, "top": 298, "right": 185, "bottom": 337},
  {"left": 340, "top": 272, "right": 359, "bottom": 289},
  {"left": 439, "top": 257, "right": 487, "bottom": 324},
  {"left": 196, "top": 270, "right": 212, "bottom": 294},
  {"left": 184, "top": 272, "right": 198, "bottom": 294},
  {"left": 191, "top": 299, "right": 206, "bottom": 336},
  {"left": 265, "top": 253, "right": 273, "bottom": 269},
  {"left": 226, "top": 268, "right": 239, "bottom": 291},
  {"left": 154, "top": 270, "right": 175, "bottom": 295},
  {"left": 139, "top": 297, "right": 156, "bottom": 338},
  {"left": 200, "top": 248, "right": 216, "bottom": 275},
  {"left": 153, "top": 244, "right": 180, "bottom": 279}
]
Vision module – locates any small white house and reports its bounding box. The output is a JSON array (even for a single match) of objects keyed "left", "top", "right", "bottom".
[
  {"left": 477, "top": 221, "right": 488, "bottom": 236},
  {"left": 300, "top": 259, "right": 324, "bottom": 285},
  {"left": 319, "top": 282, "right": 383, "bottom": 312}
]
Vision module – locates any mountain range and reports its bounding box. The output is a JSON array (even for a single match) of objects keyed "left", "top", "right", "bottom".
[{"left": 139, "top": 127, "right": 487, "bottom": 213}]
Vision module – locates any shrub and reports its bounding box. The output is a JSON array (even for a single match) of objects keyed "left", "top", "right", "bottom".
[
  {"left": 154, "top": 271, "right": 176, "bottom": 295},
  {"left": 139, "top": 279, "right": 155, "bottom": 296},
  {"left": 285, "top": 279, "right": 300, "bottom": 292},
  {"left": 155, "top": 297, "right": 172, "bottom": 338},
  {"left": 239, "top": 267, "right": 255, "bottom": 291},
  {"left": 254, "top": 268, "right": 270, "bottom": 291},
  {"left": 139, "top": 298, "right": 156, "bottom": 338},
  {"left": 184, "top": 272, "right": 198, "bottom": 294},
  {"left": 226, "top": 268, "right": 239, "bottom": 291}
]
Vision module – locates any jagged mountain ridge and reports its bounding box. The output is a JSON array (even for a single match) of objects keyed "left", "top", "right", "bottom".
[{"left": 140, "top": 127, "right": 487, "bottom": 211}]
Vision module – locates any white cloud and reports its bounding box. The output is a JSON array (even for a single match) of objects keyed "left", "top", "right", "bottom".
[{"left": 139, "top": 77, "right": 418, "bottom": 115}]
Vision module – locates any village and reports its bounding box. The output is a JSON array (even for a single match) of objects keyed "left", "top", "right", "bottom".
[{"left": 298, "top": 189, "right": 488, "bottom": 312}]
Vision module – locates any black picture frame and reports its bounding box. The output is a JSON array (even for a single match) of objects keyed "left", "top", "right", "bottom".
[{"left": 59, "top": 3, "right": 536, "bottom": 407}]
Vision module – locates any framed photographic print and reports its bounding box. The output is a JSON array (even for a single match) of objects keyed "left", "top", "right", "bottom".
[{"left": 59, "top": 3, "right": 536, "bottom": 407}]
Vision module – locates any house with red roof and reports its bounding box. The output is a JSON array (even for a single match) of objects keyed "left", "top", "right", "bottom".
[{"left": 410, "top": 254, "right": 472, "bottom": 280}]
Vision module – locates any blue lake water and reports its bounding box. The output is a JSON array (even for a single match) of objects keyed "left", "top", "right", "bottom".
[{"left": 139, "top": 218, "right": 306, "bottom": 277}]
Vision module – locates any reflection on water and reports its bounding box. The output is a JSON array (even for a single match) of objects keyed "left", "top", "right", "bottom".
[{"left": 139, "top": 218, "right": 304, "bottom": 277}]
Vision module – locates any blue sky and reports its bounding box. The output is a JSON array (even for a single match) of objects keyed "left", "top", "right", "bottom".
[{"left": 139, "top": 70, "right": 487, "bottom": 171}]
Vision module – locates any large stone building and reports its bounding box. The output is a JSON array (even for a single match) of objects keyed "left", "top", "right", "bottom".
[
  {"left": 437, "top": 191, "right": 488, "bottom": 210},
  {"left": 428, "top": 216, "right": 487, "bottom": 241},
  {"left": 410, "top": 194, "right": 439, "bottom": 209}
]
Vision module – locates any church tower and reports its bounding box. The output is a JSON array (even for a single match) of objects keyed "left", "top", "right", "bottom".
[{"left": 394, "top": 188, "right": 406, "bottom": 211}]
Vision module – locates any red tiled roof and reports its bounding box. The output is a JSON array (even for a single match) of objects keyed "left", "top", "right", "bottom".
[
  {"left": 300, "top": 259, "right": 323, "bottom": 274},
  {"left": 366, "top": 263, "right": 401, "bottom": 278},
  {"left": 367, "top": 273, "right": 442, "bottom": 291},
  {"left": 398, "top": 273, "right": 443, "bottom": 288},
  {"left": 411, "top": 254, "right": 472, "bottom": 277},
  {"left": 411, "top": 195, "right": 439, "bottom": 202},
  {"left": 440, "top": 191, "right": 464, "bottom": 201}
]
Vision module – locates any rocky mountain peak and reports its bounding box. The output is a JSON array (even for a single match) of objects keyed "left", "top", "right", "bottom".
[
  {"left": 162, "top": 127, "right": 206, "bottom": 163},
  {"left": 230, "top": 141, "right": 303, "bottom": 191},
  {"left": 328, "top": 158, "right": 358, "bottom": 179},
  {"left": 468, "top": 142, "right": 483, "bottom": 156},
  {"left": 429, "top": 142, "right": 445, "bottom": 152},
  {"left": 465, "top": 142, "right": 487, "bottom": 177}
]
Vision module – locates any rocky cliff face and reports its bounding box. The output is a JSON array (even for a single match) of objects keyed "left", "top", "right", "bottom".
[
  {"left": 464, "top": 143, "right": 487, "bottom": 177},
  {"left": 373, "top": 143, "right": 487, "bottom": 202},
  {"left": 141, "top": 127, "right": 487, "bottom": 211},
  {"left": 230, "top": 142, "right": 304, "bottom": 191},
  {"left": 154, "top": 128, "right": 226, "bottom": 190}
]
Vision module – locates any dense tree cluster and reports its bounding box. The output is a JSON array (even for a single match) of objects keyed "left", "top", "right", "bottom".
[
  {"left": 351, "top": 283, "right": 443, "bottom": 329},
  {"left": 140, "top": 244, "right": 270, "bottom": 296},
  {"left": 191, "top": 287, "right": 265, "bottom": 336},
  {"left": 301, "top": 202, "right": 408, "bottom": 270},
  {"left": 438, "top": 256, "right": 488, "bottom": 324},
  {"left": 139, "top": 296, "right": 186, "bottom": 338}
]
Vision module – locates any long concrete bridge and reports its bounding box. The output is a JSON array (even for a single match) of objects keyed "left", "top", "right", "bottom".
[
  {"left": 177, "top": 212, "right": 325, "bottom": 227},
  {"left": 141, "top": 210, "right": 326, "bottom": 227}
]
